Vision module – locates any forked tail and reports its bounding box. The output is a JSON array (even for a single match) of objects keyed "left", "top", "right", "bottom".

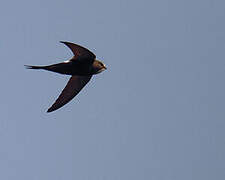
[
  {"left": 25, "top": 62, "right": 72, "bottom": 75},
  {"left": 24, "top": 65, "right": 44, "bottom": 69}
]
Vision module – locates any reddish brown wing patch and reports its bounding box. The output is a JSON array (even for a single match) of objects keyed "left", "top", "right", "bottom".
[
  {"left": 47, "top": 75, "right": 92, "bottom": 112},
  {"left": 60, "top": 41, "right": 96, "bottom": 60}
]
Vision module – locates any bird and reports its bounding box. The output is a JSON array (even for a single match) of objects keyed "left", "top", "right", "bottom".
[{"left": 25, "top": 41, "right": 107, "bottom": 113}]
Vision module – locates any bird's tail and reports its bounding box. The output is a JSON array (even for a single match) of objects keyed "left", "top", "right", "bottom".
[
  {"left": 25, "top": 63, "right": 70, "bottom": 75},
  {"left": 24, "top": 65, "right": 44, "bottom": 69}
]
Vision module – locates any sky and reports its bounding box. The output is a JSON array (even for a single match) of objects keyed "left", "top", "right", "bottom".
[{"left": 0, "top": 0, "right": 225, "bottom": 179}]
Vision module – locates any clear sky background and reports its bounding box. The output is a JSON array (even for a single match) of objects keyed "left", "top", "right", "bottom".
[{"left": 0, "top": 0, "right": 225, "bottom": 179}]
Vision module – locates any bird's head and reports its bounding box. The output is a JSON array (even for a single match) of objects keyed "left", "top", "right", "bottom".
[{"left": 92, "top": 59, "right": 107, "bottom": 74}]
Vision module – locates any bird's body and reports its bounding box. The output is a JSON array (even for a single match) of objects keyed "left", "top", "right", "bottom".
[
  {"left": 25, "top": 41, "right": 106, "bottom": 112},
  {"left": 26, "top": 59, "right": 103, "bottom": 75}
]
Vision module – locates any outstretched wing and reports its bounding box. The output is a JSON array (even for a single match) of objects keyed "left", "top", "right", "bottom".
[
  {"left": 47, "top": 75, "right": 92, "bottom": 112},
  {"left": 60, "top": 41, "right": 96, "bottom": 62}
]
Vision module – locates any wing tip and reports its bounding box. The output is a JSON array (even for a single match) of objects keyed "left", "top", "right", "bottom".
[
  {"left": 47, "top": 107, "right": 54, "bottom": 113},
  {"left": 47, "top": 103, "right": 61, "bottom": 113},
  {"left": 60, "top": 41, "right": 67, "bottom": 44}
]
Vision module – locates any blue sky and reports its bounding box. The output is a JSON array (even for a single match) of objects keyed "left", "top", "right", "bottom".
[{"left": 1, "top": 0, "right": 225, "bottom": 179}]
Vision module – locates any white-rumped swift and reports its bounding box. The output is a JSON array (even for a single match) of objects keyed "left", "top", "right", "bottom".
[{"left": 25, "top": 41, "right": 106, "bottom": 113}]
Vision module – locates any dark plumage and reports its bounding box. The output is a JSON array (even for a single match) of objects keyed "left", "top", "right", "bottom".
[{"left": 25, "top": 41, "right": 106, "bottom": 112}]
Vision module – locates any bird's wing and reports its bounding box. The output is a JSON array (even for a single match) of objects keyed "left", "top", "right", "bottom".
[
  {"left": 60, "top": 41, "right": 96, "bottom": 62},
  {"left": 47, "top": 75, "right": 92, "bottom": 112}
]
